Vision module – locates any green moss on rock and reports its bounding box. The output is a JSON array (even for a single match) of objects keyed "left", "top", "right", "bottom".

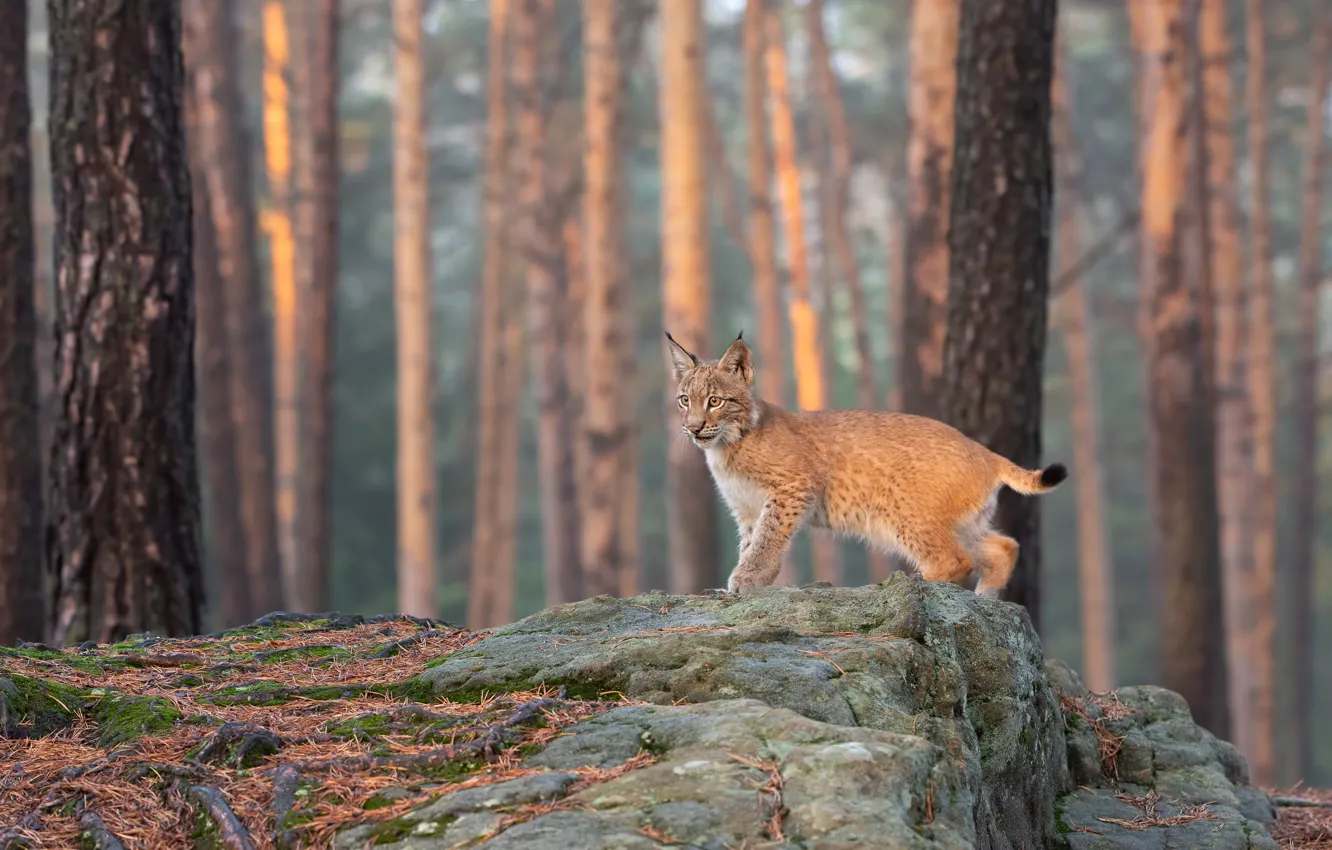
[{"left": 93, "top": 695, "right": 181, "bottom": 748}]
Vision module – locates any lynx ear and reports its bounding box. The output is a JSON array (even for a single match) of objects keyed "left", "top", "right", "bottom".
[
  {"left": 718, "top": 333, "right": 754, "bottom": 385},
  {"left": 664, "top": 331, "right": 699, "bottom": 382}
]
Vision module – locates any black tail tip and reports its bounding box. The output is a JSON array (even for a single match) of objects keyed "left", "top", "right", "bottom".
[{"left": 1040, "top": 463, "right": 1068, "bottom": 488}]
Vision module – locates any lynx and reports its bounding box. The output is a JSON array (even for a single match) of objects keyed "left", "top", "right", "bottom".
[{"left": 666, "top": 332, "right": 1067, "bottom": 596}]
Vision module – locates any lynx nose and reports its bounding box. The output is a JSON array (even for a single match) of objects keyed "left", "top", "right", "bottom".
[{"left": 687, "top": 423, "right": 705, "bottom": 436}]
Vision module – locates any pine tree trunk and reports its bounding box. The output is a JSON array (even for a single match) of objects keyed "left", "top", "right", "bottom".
[
  {"left": 764, "top": 1, "right": 836, "bottom": 587},
  {"left": 392, "top": 0, "right": 438, "bottom": 619},
  {"left": 1138, "top": 0, "right": 1229, "bottom": 739},
  {"left": 46, "top": 0, "right": 204, "bottom": 645},
  {"left": 901, "top": 0, "right": 958, "bottom": 420},
  {"left": 184, "top": 0, "right": 282, "bottom": 619},
  {"left": 182, "top": 47, "right": 249, "bottom": 630},
  {"left": 297, "top": 0, "right": 340, "bottom": 613},
  {"left": 744, "top": 0, "right": 783, "bottom": 410},
  {"left": 1051, "top": 39, "right": 1116, "bottom": 692},
  {"left": 580, "top": 0, "right": 629, "bottom": 598},
  {"left": 1288, "top": 6, "right": 1329, "bottom": 785},
  {"left": 0, "top": 2, "right": 45, "bottom": 645},
  {"left": 1200, "top": 0, "right": 1267, "bottom": 783},
  {"left": 262, "top": 0, "right": 302, "bottom": 609},
  {"left": 469, "top": 0, "right": 518, "bottom": 629},
  {"left": 660, "top": 0, "right": 720, "bottom": 594},
  {"left": 516, "top": 0, "right": 582, "bottom": 606},
  {"left": 939, "top": 0, "right": 1055, "bottom": 628}
]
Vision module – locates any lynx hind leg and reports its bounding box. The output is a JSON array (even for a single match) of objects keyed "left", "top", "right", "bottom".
[
  {"left": 974, "top": 533, "right": 1019, "bottom": 597},
  {"left": 900, "top": 526, "right": 974, "bottom": 586}
]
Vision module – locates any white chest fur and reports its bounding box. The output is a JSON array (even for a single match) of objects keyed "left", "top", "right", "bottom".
[{"left": 704, "top": 449, "right": 768, "bottom": 523}]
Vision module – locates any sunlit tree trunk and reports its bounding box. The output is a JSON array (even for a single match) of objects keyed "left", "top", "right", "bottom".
[
  {"left": 185, "top": 0, "right": 282, "bottom": 619},
  {"left": 183, "top": 48, "right": 249, "bottom": 630},
  {"left": 296, "top": 0, "right": 340, "bottom": 613},
  {"left": 764, "top": 0, "right": 836, "bottom": 586},
  {"left": 940, "top": 0, "right": 1055, "bottom": 629},
  {"left": 261, "top": 0, "right": 301, "bottom": 608},
  {"left": 660, "top": 0, "right": 720, "bottom": 594},
  {"left": 1051, "top": 39, "right": 1115, "bottom": 692},
  {"left": 516, "top": 0, "right": 582, "bottom": 606},
  {"left": 1139, "top": 0, "right": 1229, "bottom": 738},
  {"left": 392, "top": 0, "right": 438, "bottom": 619},
  {"left": 1197, "top": 0, "right": 1267, "bottom": 783},
  {"left": 46, "top": 0, "right": 204, "bottom": 645},
  {"left": 1288, "top": 6, "right": 1329, "bottom": 785},
  {"left": 0, "top": 2, "right": 44, "bottom": 645},
  {"left": 580, "top": 0, "right": 629, "bottom": 598},
  {"left": 901, "top": 0, "right": 958, "bottom": 419},
  {"left": 743, "top": 0, "right": 797, "bottom": 588},
  {"left": 469, "top": 0, "right": 518, "bottom": 629}
]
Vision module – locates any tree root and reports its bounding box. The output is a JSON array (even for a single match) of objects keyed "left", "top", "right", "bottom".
[
  {"left": 77, "top": 811, "right": 126, "bottom": 850},
  {"left": 185, "top": 785, "right": 257, "bottom": 850},
  {"left": 270, "top": 765, "right": 303, "bottom": 850},
  {"left": 194, "top": 721, "right": 284, "bottom": 768}
]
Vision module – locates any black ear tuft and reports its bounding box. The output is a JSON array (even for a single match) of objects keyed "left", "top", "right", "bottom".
[
  {"left": 736, "top": 330, "right": 744, "bottom": 341},
  {"left": 664, "top": 330, "right": 699, "bottom": 365}
]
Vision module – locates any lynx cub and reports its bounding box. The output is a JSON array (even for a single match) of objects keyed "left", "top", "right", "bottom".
[{"left": 666, "top": 332, "right": 1067, "bottom": 596}]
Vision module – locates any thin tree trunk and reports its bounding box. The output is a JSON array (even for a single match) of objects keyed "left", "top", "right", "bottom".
[
  {"left": 46, "top": 0, "right": 204, "bottom": 645},
  {"left": 262, "top": 0, "right": 302, "bottom": 608},
  {"left": 297, "top": 0, "right": 340, "bottom": 613},
  {"left": 580, "top": 0, "right": 628, "bottom": 598},
  {"left": 184, "top": 0, "right": 282, "bottom": 619},
  {"left": 744, "top": 0, "right": 783, "bottom": 410},
  {"left": 901, "top": 0, "right": 958, "bottom": 420},
  {"left": 1288, "top": 6, "right": 1329, "bottom": 785},
  {"left": 516, "top": 0, "right": 582, "bottom": 607},
  {"left": 808, "top": 0, "right": 873, "bottom": 411},
  {"left": 0, "top": 1, "right": 45, "bottom": 645},
  {"left": 1051, "top": 38, "right": 1116, "bottom": 692},
  {"left": 1200, "top": 0, "right": 1267, "bottom": 782},
  {"left": 743, "top": 0, "right": 797, "bottom": 588},
  {"left": 764, "top": 1, "right": 835, "bottom": 586},
  {"left": 182, "top": 44, "right": 249, "bottom": 631},
  {"left": 883, "top": 160, "right": 906, "bottom": 416},
  {"left": 1139, "top": 0, "right": 1229, "bottom": 738},
  {"left": 469, "top": 0, "right": 517, "bottom": 630},
  {"left": 941, "top": 0, "right": 1055, "bottom": 629},
  {"left": 660, "top": 0, "right": 720, "bottom": 594},
  {"left": 393, "top": 0, "right": 438, "bottom": 619}
]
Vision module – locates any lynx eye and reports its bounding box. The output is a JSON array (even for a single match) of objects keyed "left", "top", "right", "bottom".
[
  {"left": 708, "top": 396, "right": 723, "bottom": 409},
  {"left": 678, "top": 395, "right": 689, "bottom": 409}
]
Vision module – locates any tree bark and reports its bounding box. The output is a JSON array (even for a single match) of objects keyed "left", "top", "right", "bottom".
[
  {"left": 660, "top": 0, "right": 720, "bottom": 594},
  {"left": 469, "top": 0, "right": 521, "bottom": 629},
  {"left": 0, "top": 0, "right": 45, "bottom": 645},
  {"left": 1199, "top": 0, "right": 1266, "bottom": 783},
  {"left": 182, "top": 39, "right": 249, "bottom": 631},
  {"left": 579, "top": 0, "right": 628, "bottom": 599},
  {"left": 1138, "top": 0, "right": 1229, "bottom": 738},
  {"left": 392, "top": 0, "right": 438, "bottom": 619},
  {"left": 516, "top": 0, "right": 582, "bottom": 606},
  {"left": 939, "top": 0, "right": 1055, "bottom": 629},
  {"left": 296, "top": 0, "right": 340, "bottom": 613},
  {"left": 744, "top": 0, "right": 784, "bottom": 410},
  {"left": 261, "top": 0, "right": 301, "bottom": 608},
  {"left": 184, "top": 0, "right": 282, "bottom": 619},
  {"left": 1288, "top": 6, "right": 1329, "bottom": 785},
  {"left": 901, "top": 0, "right": 958, "bottom": 420},
  {"left": 1051, "top": 38, "right": 1116, "bottom": 692},
  {"left": 46, "top": 0, "right": 204, "bottom": 645}
]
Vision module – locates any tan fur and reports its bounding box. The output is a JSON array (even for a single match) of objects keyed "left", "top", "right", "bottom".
[{"left": 665, "top": 333, "right": 1067, "bottom": 596}]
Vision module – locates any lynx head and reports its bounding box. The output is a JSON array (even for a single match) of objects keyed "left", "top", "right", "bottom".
[{"left": 665, "top": 331, "right": 757, "bottom": 449}]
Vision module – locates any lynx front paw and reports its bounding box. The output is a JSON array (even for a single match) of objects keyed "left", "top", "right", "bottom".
[{"left": 726, "top": 569, "right": 763, "bottom": 595}]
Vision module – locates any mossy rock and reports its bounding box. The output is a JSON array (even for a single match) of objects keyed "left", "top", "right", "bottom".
[{"left": 92, "top": 695, "right": 182, "bottom": 748}]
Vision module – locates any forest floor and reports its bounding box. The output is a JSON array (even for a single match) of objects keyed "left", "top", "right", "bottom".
[
  {"left": 1271, "top": 786, "right": 1332, "bottom": 848},
  {"left": 0, "top": 613, "right": 649, "bottom": 849}
]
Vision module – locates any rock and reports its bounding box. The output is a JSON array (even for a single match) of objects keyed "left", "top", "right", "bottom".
[{"left": 420, "top": 575, "right": 1067, "bottom": 849}]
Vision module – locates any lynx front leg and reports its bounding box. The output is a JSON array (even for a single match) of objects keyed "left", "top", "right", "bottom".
[{"left": 727, "top": 495, "right": 811, "bottom": 593}]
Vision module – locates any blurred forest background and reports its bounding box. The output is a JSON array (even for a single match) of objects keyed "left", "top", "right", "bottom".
[{"left": 0, "top": 0, "right": 1329, "bottom": 791}]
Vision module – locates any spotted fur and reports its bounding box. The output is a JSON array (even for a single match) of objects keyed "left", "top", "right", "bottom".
[{"left": 666, "top": 333, "right": 1067, "bottom": 596}]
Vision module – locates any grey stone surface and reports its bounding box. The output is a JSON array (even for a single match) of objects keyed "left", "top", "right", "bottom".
[{"left": 335, "top": 577, "right": 1278, "bottom": 849}]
